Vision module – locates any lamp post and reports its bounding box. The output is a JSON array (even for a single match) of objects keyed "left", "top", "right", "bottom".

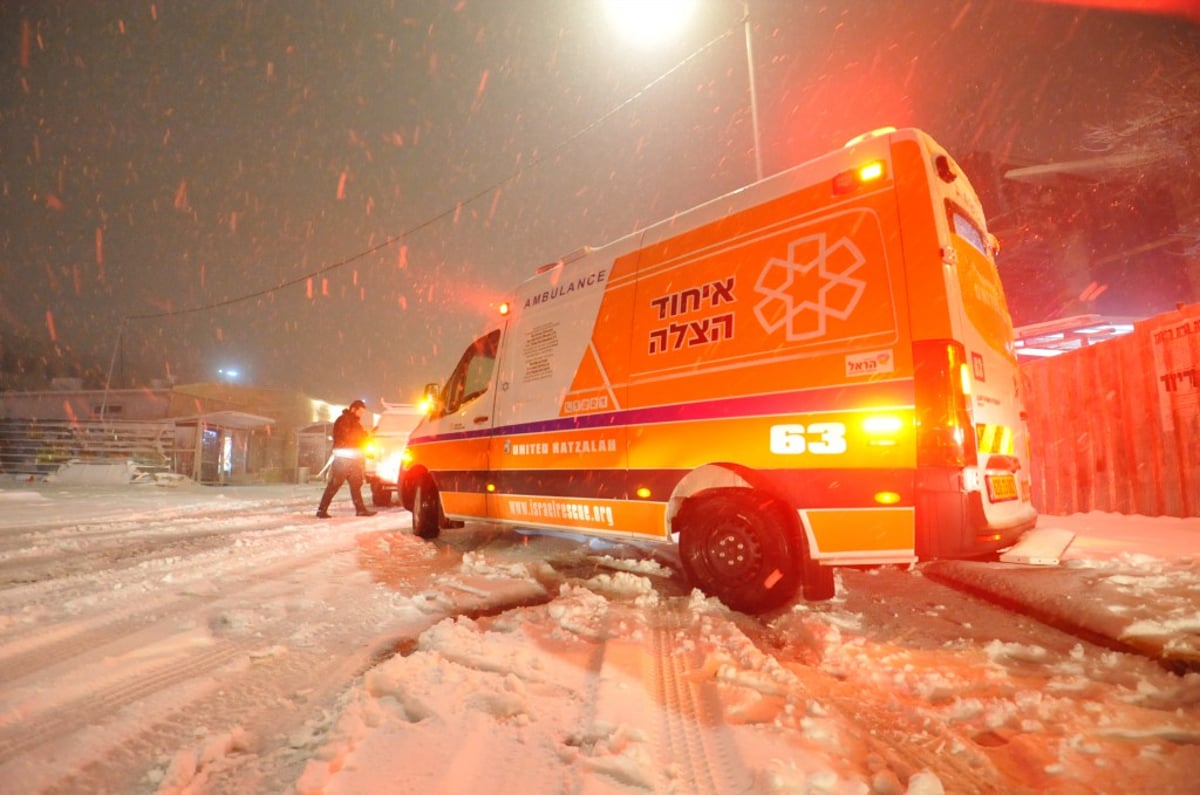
[{"left": 741, "top": 1, "right": 763, "bottom": 182}]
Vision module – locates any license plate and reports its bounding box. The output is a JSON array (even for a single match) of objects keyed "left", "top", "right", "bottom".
[{"left": 987, "top": 473, "right": 1018, "bottom": 502}]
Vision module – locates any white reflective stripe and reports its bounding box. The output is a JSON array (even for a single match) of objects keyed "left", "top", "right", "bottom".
[{"left": 333, "top": 448, "right": 365, "bottom": 459}]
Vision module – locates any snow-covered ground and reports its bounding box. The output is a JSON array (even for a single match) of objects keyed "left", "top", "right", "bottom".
[{"left": 1, "top": 474, "right": 1198, "bottom": 794}]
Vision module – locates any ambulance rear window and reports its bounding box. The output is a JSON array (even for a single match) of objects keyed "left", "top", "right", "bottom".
[{"left": 948, "top": 203, "right": 988, "bottom": 257}]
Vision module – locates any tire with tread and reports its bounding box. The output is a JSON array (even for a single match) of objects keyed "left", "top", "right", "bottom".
[
  {"left": 676, "top": 489, "right": 826, "bottom": 613},
  {"left": 412, "top": 476, "right": 442, "bottom": 540}
]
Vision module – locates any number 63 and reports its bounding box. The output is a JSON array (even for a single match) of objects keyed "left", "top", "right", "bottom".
[{"left": 769, "top": 423, "right": 847, "bottom": 455}]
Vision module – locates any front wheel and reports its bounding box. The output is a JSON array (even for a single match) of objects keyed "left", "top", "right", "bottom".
[
  {"left": 411, "top": 475, "right": 442, "bottom": 540},
  {"left": 676, "top": 489, "right": 803, "bottom": 614}
]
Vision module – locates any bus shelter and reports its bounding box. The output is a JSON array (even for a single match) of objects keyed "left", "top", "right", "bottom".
[{"left": 173, "top": 410, "right": 275, "bottom": 484}]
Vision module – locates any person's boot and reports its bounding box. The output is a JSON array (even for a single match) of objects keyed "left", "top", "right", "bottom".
[
  {"left": 316, "top": 510, "right": 331, "bottom": 518},
  {"left": 356, "top": 508, "right": 376, "bottom": 517}
]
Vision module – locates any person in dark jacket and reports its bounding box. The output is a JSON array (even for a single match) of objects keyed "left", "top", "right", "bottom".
[{"left": 316, "top": 399, "right": 376, "bottom": 518}]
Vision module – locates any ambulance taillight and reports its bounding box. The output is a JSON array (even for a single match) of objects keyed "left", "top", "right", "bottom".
[
  {"left": 913, "top": 339, "right": 978, "bottom": 469},
  {"left": 862, "top": 414, "right": 905, "bottom": 447}
]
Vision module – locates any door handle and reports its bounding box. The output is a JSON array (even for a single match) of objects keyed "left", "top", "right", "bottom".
[{"left": 473, "top": 416, "right": 490, "bottom": 424}]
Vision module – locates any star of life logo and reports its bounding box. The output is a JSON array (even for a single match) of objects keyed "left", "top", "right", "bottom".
[{"left": 752, "top": 233, "right": 867, "bottom": 341}]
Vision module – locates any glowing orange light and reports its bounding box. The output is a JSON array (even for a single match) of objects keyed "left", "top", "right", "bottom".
[
  {"left": 874, "top": 491, "right": 901, "bottom": 505},
  {"left": 863, "top": 415, "right": 903, "bottom": 434},
  {"left": 833, "top": 161, "right": 886, "bottom": 194},
  {"left": 636, "top": 487, "right": 651, "bottom": 499},
  {"left": 498, "top": 302, "right": 511, "bottom": 316},
  {"left": 858, "top": 161, "right": 885, "bottom": 182},
  {"left": 864, "top": 414, "right": 904, "bottom": 447}
]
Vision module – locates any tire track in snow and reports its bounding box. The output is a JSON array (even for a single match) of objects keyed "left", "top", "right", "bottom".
[
  {"left": 0, "top": 510, "right": 374, "bottom": 642},
  {"left": 41, "top": 554, "right": 554, "bottom": 793},
  {"left": 0, "top": 506, "right": 317, "bottom": 587},
  {"left": 0, "top": 541, "right": 397, "bottom": 792},
  {"left": 0, "top": 641, "right": 253, "bottom": 769},
  {"left": 0, "top": 494, "right": 312, "bottom": 557},
  {"left": 40, "top": 616, "right": 408, "bottom": 795},
  {"left": 1, "top": 526, "right": 532, "bottom": 794},
  {"left": 0, "top": 527, "right": 353, "bottom": 684},
  {"left": 650, "top": 609, "right": 754, "bottom": 795}
]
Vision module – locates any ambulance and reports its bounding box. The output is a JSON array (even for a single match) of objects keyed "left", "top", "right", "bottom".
[{"left": 401, "top": 127, "right": 1037, "bottom": 613}]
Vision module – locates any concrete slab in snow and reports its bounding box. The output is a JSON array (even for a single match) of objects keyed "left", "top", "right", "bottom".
[{"left": 999, "top": 526, "right": 1076, "bottom": 566}]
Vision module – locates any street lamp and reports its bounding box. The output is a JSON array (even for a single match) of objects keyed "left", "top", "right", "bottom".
[
  {"left": 602, "top": 0, "right": 697, "bottom": 47},
  {"left": 605, "top": 0, "right": 763, "bottom": 182}
]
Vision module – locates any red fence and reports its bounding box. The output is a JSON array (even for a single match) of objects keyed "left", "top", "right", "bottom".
[{"left": 1021, "top": 303, "right": 1200, "bottom": 517}]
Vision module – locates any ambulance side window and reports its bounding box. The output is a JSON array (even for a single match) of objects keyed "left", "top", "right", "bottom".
[
  {"left": 946, "top": 201, "right": 989, "bottom": 258},
  {"left": 442, "top": 330, "right": 501, "bottom": 416}
]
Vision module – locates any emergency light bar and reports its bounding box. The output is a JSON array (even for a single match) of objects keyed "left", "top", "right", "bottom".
[{"left": 832, "top": 160, "right": 887, "bottom": 195}]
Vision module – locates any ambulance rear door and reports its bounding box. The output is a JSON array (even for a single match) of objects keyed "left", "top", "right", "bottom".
[{"left": 922, "top": 136, "right": 1037, "bottom": 538}]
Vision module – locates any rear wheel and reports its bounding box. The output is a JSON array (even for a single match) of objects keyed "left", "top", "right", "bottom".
[
  {"left": 676, "top": 489, "right": 808, "bottom": 613},
  {"left": 411, "top": 476, "right": 442, "bottom": 540}
]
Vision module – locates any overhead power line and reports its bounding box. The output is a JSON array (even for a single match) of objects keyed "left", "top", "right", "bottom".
[{"left": 126, "top": 23, "right": 739, "bottom": 323}]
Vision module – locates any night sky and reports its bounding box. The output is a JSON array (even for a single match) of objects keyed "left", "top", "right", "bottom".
[{"left": 2, "top": 1, "right": 1196, "bottom": 405}]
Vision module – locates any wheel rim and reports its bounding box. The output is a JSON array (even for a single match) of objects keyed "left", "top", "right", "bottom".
[
  {"left": 677, "top": 490, "right": 800, "bottom": 613},
  {"left": 699, "top": 518, "right": 764, "bottom": 586}
]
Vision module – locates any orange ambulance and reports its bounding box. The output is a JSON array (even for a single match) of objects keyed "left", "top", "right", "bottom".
[{"left": 401, "top": 127, "right": 1037, "bottom": 613}]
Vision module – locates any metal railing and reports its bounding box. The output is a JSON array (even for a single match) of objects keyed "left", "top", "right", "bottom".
[{"left": 0, "top": 417, "right": 177, "bottom": 477}]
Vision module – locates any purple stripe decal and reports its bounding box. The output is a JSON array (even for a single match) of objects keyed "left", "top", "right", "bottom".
[{"left": 411, "top": 379, "right": 914, "bottom": 445}]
